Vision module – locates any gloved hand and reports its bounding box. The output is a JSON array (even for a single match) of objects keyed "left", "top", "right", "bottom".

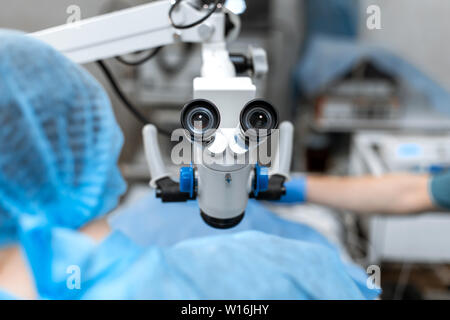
[{"left": 278, "top": 177, "right": 307, "bottom": 204}]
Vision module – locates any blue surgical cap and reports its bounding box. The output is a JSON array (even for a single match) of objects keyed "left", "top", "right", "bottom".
[{"left": 0, "top": 30, "right": 126, "bottom": 246}]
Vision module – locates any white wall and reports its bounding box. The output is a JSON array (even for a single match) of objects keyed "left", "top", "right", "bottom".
[
  {"left": 359, "top": 0, "right": 450, "bottom": 91},
  {"left": 0, "top": 1, "right": 110, "bottom": 31}
]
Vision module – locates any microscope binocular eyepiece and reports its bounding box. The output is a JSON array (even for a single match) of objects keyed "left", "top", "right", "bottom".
[
  {"left": 181, "top": 99, "right": 221, "bottom": 142},
  {"left": 239, "top": 99, "right": 278, "bottom": 140}
]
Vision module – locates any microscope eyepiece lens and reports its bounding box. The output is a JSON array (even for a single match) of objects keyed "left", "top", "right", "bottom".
[
  {"left": 247, "top": 107, "right": 273, "bottom": 129},
  {"left": 240, "top": 99, "right": 278, "bottom": 139},
  {"left": 181, "top": 99, "right": 220, "bottom": 140},
  {"left": 190, "top": 108, "right": 212, "bottom": 131}
]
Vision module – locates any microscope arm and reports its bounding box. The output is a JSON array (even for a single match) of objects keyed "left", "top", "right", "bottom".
[
  {"left": 31, "top": 0, "right": 226, "bottom": 64},
  {"left": 143, "top": 124, "right": 194, "bottom": 202},
  {"left": 253, "top": 121, "right": 294, "bottom": 201},
  {"left": 272, "top": 121, "right": 294, "bottom": 179}
]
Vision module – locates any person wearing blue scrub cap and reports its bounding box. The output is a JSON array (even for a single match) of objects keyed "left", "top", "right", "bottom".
[
  {"left": 0, "top": 29, "right": 126, "bottom": 298},
  {"left": 0, "top": 29, "right": 127, "bottom": 240}
]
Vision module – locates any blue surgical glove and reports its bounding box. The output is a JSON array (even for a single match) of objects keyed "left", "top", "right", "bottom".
[{"left": 278, "top": 177, "right": 307, "bottom": 204}]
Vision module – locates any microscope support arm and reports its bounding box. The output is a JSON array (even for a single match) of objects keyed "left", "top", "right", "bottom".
[
  {"left": 252, "top": 121, "right": 294, "bottom": 201},
  {"left": 31, "top": 0, "right": 226, "bottom": 64},
  {"left": 272, "top": 121, "right": 294, "bottom": 179}
]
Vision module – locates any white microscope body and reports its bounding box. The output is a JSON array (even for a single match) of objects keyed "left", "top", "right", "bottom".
[{"left": 32, "top": 0, "right": 294, "bottom": 228}]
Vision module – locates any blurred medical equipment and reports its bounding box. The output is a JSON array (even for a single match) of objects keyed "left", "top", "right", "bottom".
[
  {"left": 119, "top": 0, "right": 298, "bottom": 123},
  {"left": 32, "top": 0, "right": 294, "bottom": 229},
  {"left": 292, "top": 35, "right": 450, "bottom": 174},
  {"left": 313, "top": 61, "right": 401, "bottom": 127},
  {"left": 295, "top": 37, "right": 450, "bottom": 133},
  {"left": 0, "top": 30, "right": 126, "bottom": 247},
  {"left": 350, "top": 131, "right": 450, "bottom": 263}
]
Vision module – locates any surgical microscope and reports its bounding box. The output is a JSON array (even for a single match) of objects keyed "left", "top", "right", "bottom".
[{"left": 32, "top": 0, "right": 294, "bottom": 229}]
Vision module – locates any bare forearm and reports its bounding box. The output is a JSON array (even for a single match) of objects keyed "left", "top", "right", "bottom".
[{"left": 307, "top": 174, "right": 434, "bottom": 215}]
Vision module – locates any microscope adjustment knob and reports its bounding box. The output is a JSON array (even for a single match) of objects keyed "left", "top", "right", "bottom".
[
  {"left": 180, "top": 166, "right": 195, "bottom": 198},
  {"left": 253, "top": 165, "right": 269, "bottom": 196}
]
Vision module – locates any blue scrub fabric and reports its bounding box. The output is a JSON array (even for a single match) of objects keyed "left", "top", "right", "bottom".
[
  {"left": 108, "top": 193, "right": 380, "bottom": 300},
  {"left": 430, "top": 170, "right": 450, "bottom": 210}
]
